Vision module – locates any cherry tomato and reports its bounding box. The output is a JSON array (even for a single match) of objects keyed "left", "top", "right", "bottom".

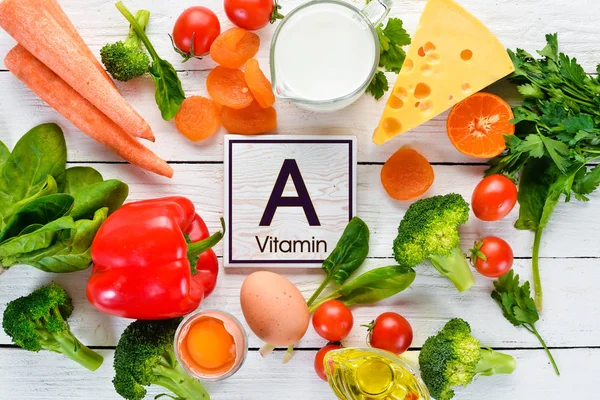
[
  {"left": 312, "top": 300, "right": 354, "bottom": 342},
  {"left": 366, "top": 312, "right": 413, "bottom": 355},
  {"left": 172, "top": 7, "right": 221, "bottom": 57},
  {"left": 471, "top": 236, "right": 514, "bottom": 278},
  {"left": 224, "top": 0, "right": 280, "bottom": 31},
  {"left": 314, "top": 344, "right": 342, "bottom": 381},
  {"left": 471, "top": 174, "right": 518, "bottom": 221}
]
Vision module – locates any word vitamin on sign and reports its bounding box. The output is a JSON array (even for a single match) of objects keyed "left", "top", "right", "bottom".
[{"left": 224, "top": 135, "right": 357, "bottom": 267}]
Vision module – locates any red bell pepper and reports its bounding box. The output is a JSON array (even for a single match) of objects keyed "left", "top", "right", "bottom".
[{"left": 87, "top": 196, "right": 223, "bottom": 320}]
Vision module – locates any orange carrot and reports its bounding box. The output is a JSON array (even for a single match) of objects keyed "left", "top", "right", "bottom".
[
  {"left": 0, "top": 0, "right": 154, "bottom": 141},
  {"left": 41, "top": 0, "right": 116, "bottom": 89},
  {"left": 5, "top": 45, "right": 173, "bottom": 178}
]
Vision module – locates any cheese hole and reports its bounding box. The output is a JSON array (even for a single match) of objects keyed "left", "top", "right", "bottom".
[
  {"left": 421, "top": 64, "right": 433, "bottom": 76},
  {"left": 418, "top": 100, "right": 435, "bottom": 115},
  {"left": 426, "top": 52, "right": 441, "bottom": 64},
  {"left": 418, "top": 47, "right": 426, "bottom": 57},
  {"left": 461, "top": 49, "right": 473, "bottom": 61},
  {"left": 388, "top": 95, "right": 404, "bottom": 109},
  {"left": 461, "top": 83, "right": 472, "bottom": 93},
  {"left": 423, "top": 42, "right": 436, "bottom": 53},
  {"left": 394, "top": 87, "right": 408, "bottom": 100},
  {"left": 449, "top": 95, "right": 454, "bottom": 101},
  {"left": 414, "top": 83, "right": 431, "bottom": 100},
  {"left": 382, "top": 118, "right": 402, "bottom": 135},
  {"left": 414, "top": 102, "right": 421, "bottom": 108},
  {"left": 402, "top": 58, "right": 414, "bottom": 73}
]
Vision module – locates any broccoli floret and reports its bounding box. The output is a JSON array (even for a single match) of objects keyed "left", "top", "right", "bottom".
[
  {"left": 419, "top": 318, "right": 516, "bottom": 400},
  {"left": 113, "top": 319, "right": 209, "bottom": 400},
  {"left": 2, "top": 282, "right": 103, "bottom": 371},
  {"left": 393, "top": 193, "right": 475, "bottom": 292},
  {"left": 100, "top": 10, "right": 150, "bottom": 81}
]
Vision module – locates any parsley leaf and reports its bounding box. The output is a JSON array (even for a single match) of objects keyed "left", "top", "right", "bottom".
[
  {"left": 492, "top": 271, "right": 560, "bottom": 375},
  {"left": 366, "top": 71, "right": 389, "bottom": 100},
  {"left": 381, "top": 18, "right": 411, "bottom": 47},
  {"left": 574, "top": 164, "right": 600, "bottom": 201}
]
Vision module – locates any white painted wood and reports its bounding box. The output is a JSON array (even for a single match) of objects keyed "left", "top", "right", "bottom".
[{"left": 0, "top": 347, "right": 596, "bottom": 399}]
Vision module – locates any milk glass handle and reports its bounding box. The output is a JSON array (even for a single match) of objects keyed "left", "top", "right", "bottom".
[{"left": 362, "top": 0, "right": 392, "bottom": 26}]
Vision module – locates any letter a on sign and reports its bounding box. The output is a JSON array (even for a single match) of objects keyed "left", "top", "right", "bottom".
[{"left": 259, "top": 159, "right": 321, "bottom": 226}]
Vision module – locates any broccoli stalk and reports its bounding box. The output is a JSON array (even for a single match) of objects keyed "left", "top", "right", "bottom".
[
  {"left": 419, "top": 318, "right": 516, "bottom": 400},
  {"left": 393, "top": 193, "right": 475, "bottom": 292},
  {"left": 113, "top": 319, "right": 209, "bottom": 400},
  {"left": 2, "top": 283, "right": 103, "bottom": 371},
  {"left": 100, "top": 9, "right": 150, "bottom": 81}
]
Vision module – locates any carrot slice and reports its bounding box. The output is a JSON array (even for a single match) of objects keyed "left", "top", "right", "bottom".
[
  {"left": 42, "top": 0, "right": 116, "bottom": 89},
  {"left": 381, "top": 148, "right": 434, "bottom": 201},
  {"left": 207, "top": 66, "right": 254, "bottom": 109},
  {"left": 0, "top": 0, "right": 154, "bottom": 141},
  {"left": 222, "top": 101, "right": 277, "bottom": 135},
  {"left": 210, "top": 27, "right": 260, "bottom": 69},
  {"left": 175, "top": 96, "right": 222, "bottom": 142},
  {"left": 244, "top": 59, "right": 275, "bottom": 108},
  {"left": 5, "top": 45, "right": 173, "bottom": 178},
  {"left": 447, "top": 92, "right": 515, "bottom": 158}
]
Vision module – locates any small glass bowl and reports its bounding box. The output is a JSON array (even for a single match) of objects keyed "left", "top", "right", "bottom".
[{"left": 174, "top": 309, "right": 248, "bottom": 382}]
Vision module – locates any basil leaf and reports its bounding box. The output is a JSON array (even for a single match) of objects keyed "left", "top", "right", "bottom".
[
  {"left": 149, "top": 58, "right": 186, "bottom": 121},
  {"left": 70, "top": 179, "right": 128, "bottom": 220},
  {"left": 0, "top": 193, "right": 74, "bottom": 243},
  {"left": 0, "top": 123, "right": 66, "bottom": 210},
  {"left": 63, "top": 167, "right": 104, "bottom": 195},
  {"left": 322, "top": 217, "right": 370, "bottom": 285},
  {"left": 9, "top": 208, "right": 108, "bottom": 273},
  {"left": 0, "top": 141, "right": 9, "bottom": 172},
  {"left": 332, "top": 265, "right": 416, "bottom": 306},
  {"left": 0, "top": 216, "right": 75, "bottom": 259}
]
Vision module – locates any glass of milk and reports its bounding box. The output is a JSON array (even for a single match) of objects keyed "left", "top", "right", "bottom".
[{"left": 270, "top": 0, "right": 392, "bottom": 112}]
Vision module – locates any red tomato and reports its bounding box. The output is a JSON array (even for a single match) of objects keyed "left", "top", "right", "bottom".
[
  {"left": 471, "top": 237, "right": 514, "bottom": 278},
  {"left": 312, "top": 300, "right": 354, "bottom": 342},
  {"left": 471, "top": 174, "right": 518, "bottom": 221},
  {"left": 224, "top": 0, "right": 279, "bottom": 30},
  {"left": 367, "top": 312, "right": 413, "bottom": 355},
  {"left": 173, "top": 7, "right": 221, "bottom": 56},
  {"left": 314, "top": 344, "right": 342, "bottom": 381}
]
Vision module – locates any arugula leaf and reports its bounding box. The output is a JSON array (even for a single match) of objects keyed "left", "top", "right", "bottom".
[
  {"left": 366, "top": 71, "right": 389, "bottom": 100},
  {"left": 492, "top": 271, "right": 560, "bottom": 375}
]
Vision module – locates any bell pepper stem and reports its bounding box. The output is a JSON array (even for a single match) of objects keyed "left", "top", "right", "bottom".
[{"left": 187, "top": 218, "right": 225, "bottom": 260}]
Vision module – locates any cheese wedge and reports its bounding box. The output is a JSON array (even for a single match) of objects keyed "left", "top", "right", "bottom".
[{"left": 373, "top": 0, "right": 514, "bottom": 145}]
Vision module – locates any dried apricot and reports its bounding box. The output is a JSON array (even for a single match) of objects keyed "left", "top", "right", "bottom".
[
  {"left": 244, "top": 58, "right": 275, "bottom": 108},
  {"left": 175, "top": 96, "right": 222, "bottom": 142},
  {"left": 222, "top": 101, "right": 277, "bottom": 135},
  {"left": 381, "top": 147, "right": 434, "bottom": 200},
  {"left": 210, "top": 27, "right": 260, "bottom": 69},
  {"left": 206, "top": 66, "right": 254, "bottom": 109}
]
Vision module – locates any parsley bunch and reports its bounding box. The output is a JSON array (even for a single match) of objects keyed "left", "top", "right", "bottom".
[
  {"left": 366, "top": 18, "right": 411, "bottom": 100},
  {"left": 488, "top": 34, "right": 600, "bottom": 311},
  {"left": 492, "top": 271, "right": 559, "bottom": 375}
]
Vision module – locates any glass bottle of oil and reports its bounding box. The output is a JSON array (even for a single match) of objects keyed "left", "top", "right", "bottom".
[{"left": 324, "top": 348, "right": 430, "bottom": 400}]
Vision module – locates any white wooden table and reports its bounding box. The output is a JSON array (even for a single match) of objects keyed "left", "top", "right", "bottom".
[{"left": 1, "top": 0, "right": 599, "bottom": 399}]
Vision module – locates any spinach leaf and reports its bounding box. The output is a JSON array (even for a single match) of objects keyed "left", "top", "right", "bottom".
[
  {"left": 322, "top": 217, "right": 370, "bottom": 284},
  {"left": 70, "top": 179, "right": 129, "bottom": 220},
  {"left": 18, "top": 224, "right": 44, "bottom": 235},
  {"left": 0, "top": 141, "right": 9, "bottom": 171},
  {"left": 0, "top": 175, "right": 59, "bottom": 230},
  {"left": 1, "top": 208, "right": 107, "bottom": 273},
  {"left": 63, "top": 167, "right": 103, "bottom": 195},
  {"left": 514, "top": 158, "right": 553, "bottom": 231},
  {"left": 311, "top": 265, "right": 415, "bottom": 310},
  {"left": 0, "top": 193, "right": 74, "bottom": 243},
  {"left": 0, "top": 123, "right": 66, "bottom": 209},
  {"left": 116, "top": 1, "right": 185, "bottom": 120},
  {"left": 0, "top": 216, "right": 75, "bottom": 259}
]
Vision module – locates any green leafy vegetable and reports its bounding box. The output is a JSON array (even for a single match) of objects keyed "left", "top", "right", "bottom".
[
  {"left": 366, "top": 18, "right": 411, "bottom": 100},
  {"left": 0, "top": 141, "right": 9, "bottom": 170},
  {"left": 70, "top": 180, "right": 129, "bottom": 220},
  {"left": 488, "top": 34, "right": 600, "bottom": 310},
  {"left": 492, "top": 270, "right": 559, "bottom": 375},
  {"left": 116, "top": 2, "right": 185, "bottom": 120},
  {"left": 306, "top": 217, "right": 369, "bottom": 306},
  {"left": 63, "top": 167, "right": 104, "bottom": 195},
  {"left": 308, "top": 265, "right": 415, "bottom": 312}
]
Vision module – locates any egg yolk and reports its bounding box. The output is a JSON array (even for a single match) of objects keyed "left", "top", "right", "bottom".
[{"left": 185, "top": 317, "right": 236, "bottom": 371}]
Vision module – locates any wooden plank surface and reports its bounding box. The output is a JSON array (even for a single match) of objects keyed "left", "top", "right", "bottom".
[{"left": 1, "top": 0, "right": 599, "bottom": 399}]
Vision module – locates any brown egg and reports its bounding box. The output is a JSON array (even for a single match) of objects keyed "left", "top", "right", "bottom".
[{"left": 240, "top": 271, "right": 309, "bottom": 347}]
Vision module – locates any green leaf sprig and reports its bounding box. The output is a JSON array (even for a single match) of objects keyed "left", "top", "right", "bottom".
[
  {"left": 366, "top": 18, "right": 411, "bottom": 100},
  {"left": 491, "top": 270, "right": 559, "bottom": 376}
]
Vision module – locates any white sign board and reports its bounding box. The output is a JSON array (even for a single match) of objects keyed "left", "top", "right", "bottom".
[{"left": 224, "top": 135, "right": 357, "bottom": 267}]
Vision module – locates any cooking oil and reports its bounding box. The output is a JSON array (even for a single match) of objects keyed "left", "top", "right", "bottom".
[{"left": 324, "top": 348, "right": 430, "bottom": 400}]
